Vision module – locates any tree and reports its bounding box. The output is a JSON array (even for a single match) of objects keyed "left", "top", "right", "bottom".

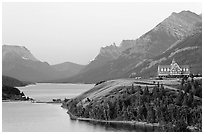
[
  {"left": 173, "top": 119, "right": 188, "bottom": 132},
  {"left": 182, "top": 94, "right": 188, "bottom": 106},
  {"left": 184, "top": 82, "right": 191, "bottom": 93},
  {"left": 20, "top": 92, "right": 25, "bottom": 96},
  {"left": 137, "top": 86, "right": 143, "bottom": 95},
  {"left": 167, "top": 104, "right": 176, "bottom": 122},
  {"left": 126, "top": 106, "right": 135, "bottom": 120},
  {"left": 192, "top": 80, "right": 202, "bottom": 97},
  {"left": 87, "top": 98, "right": 91, "bottom": 102},
  {"left": 131, "top": 83, "right": 134, "bottom": 91},
  {"left": 137, "top": 105, "right": 146, "bottom": 121},
  {"left": 190, "top": 82, "right": 196, "bottom": 95},
  {"left": 155, "top": 105, "right": 163, "bottom": 123},
  {"left": 142, "top": 86, "right": 150, "bottom": 103},
  {"left": 159, "top": 84, "right": 165, "bottom": 99},
  {"left": 143, "top": 86, "right": 149, "bottom": 96},
  {"left": 76, "top": 104, "right": 84, "bottom": 117},
  {"left": 147, "top": 106, "right": 156, "bottom": 123},
  {"left": 152, "top": 86, "right": 159, "bottom": 98},
  {"left": 181, "top": 77, "right": 185, "bottom": 87},
  {"left": 188, "top": 92, "right": 194, "bottom": 107},
  {"left": 175, "top": 90, "right": 184, "bottom": 106},
  {"left": 181, "top": 106, "right": 189, "bottom": 124}
]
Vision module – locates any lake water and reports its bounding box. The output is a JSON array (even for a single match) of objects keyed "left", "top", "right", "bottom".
[
  {"left": 18, "top": 83, "right": 94, "bottom": 101},
  {"left": 2, "top": 83, "right": 147, "bottom": 132}
]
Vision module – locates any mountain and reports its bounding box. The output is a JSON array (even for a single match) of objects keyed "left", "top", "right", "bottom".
[
  {"left": 3, "top": 45, "right": 58, "bottom": 82},
  {"left": 61, "top": 10, "right": 202, "bottom": 83},
  {"left": 2, "top": 45, "right": 84, "bottom": 82},
  {"left": 125, "top": 31, "right": 202, "bottom": 78},
  {"left": 3, "top": 45, "right": 39, "bottom": 62},
  {"left": 2, "top": 75, "right": 31, "bottom": 87},
  {"left": 51, "top": 62, "right": 85, "bottom": 77},
  {"left": 79, "top": 44, "right": 121, "bottom": 74}
]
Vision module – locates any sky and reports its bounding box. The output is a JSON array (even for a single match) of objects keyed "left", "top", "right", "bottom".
[{"left": 2, "top": 2, "right": 202, "bottom": 65}]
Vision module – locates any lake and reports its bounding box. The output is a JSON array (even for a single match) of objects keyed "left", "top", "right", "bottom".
[
  {"left": 2, "top": 83, "right": 148, "bottom": 132},
  {"left": 18, "top": 83, "right": 94, "bottom": 101}
]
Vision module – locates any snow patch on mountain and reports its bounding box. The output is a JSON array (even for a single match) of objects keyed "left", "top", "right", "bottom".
[
  {"left": 22, "top": 57, "right": 29, "bottom": 60},
  {"left": 2, "top": 45, "right": 39, "bottom": 61}
]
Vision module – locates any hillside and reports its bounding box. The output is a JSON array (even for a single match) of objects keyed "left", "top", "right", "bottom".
[
  {"left": 2, "top": 75, "right": 32, "bottom": 100},
  {"left": 2, "top": 85, "right": 29, "bottom": 100},
  {"left": 63, "top": 78, "right": 202, "bottom": 131},
  {"left": 51, "top": 62, "right": 85, "bottom": 77},
  {"left": 125, "top": 32, "right": 202, "bottom": 78},
  {"left": 2, "top": 75, "right": 31, "bottom": 87}
]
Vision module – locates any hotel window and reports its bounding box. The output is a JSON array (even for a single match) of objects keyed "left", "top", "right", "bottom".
[
  {"left": 161, "top": 68, "right": 163, "bottom": 71},
  {"left": 183, "top": 68, "right": 185, "bottom": 71},
  {"left": 186, "top": 68, "right": 188, "bottom": 71}
]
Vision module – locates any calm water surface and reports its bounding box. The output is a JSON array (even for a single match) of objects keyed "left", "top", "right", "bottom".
[
  {"left": 2, "top": 83, "right": 148, "bottom": 132},
  {"left": 18, "top": 83, "right": 94, "bottom": 101}
]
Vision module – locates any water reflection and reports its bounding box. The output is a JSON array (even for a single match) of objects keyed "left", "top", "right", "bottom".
[{"left": 69, "top": 119, "right": 158, "bottom": 132}]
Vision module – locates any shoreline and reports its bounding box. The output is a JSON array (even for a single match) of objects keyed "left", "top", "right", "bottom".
[
  {"left": 2, "top": 100, "right": 62, "bottom": 105},
  {"left": 64, "top": 105, "right": 161, "bottom": 131},
  {"left": 2, "top": 100, "right": 32, "bottom": 102},
  {"left": 64, "top": 105, "right": 198, "bottom": 132},
  {"left": 3, "top": 99, "right": 198, "bottom": 132}
]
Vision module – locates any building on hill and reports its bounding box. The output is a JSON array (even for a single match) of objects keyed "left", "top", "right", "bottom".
[{"left": 158, "top": 59, "right": 190, "bottom": 77}]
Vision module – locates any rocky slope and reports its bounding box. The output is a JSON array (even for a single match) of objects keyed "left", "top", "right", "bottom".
[
  {"left": 125, "top": 31, "right": 202, "bottom": 78},
  {"left": 80, "top": 44, "right": 121, "bottom": 74},
  {"left": 60, "top": 11, "right": 202, "bottom": 83},
  {"left": 3, "top": 45, "right": 39, "bottom": 62}
]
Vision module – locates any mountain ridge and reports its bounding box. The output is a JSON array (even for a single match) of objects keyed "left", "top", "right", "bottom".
[
  {"left": 2, "top": 45, "right": 85, "bottom": 82},
  {"left": 3, "top": 10, "right": 201, "bottom": 83},
  {"left": 59, "top": 10, "right": 202, "bottom": 83}
]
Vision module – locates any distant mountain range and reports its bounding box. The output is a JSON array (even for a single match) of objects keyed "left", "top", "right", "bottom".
[
  {"left": 2, "top": 45, "right": 85, "bottom": 82},
  {"left": 2, "top": 10, "right": 202, "bottom": 83},
  {"left": 59, "top": 10, "right": 202, "bottom": 83}
]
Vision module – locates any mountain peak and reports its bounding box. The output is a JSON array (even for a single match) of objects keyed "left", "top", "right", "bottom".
[
  {"left": 179, "top": 10, "right": 198, "bottom": 15},
  {"left": 171, "top": 10, "right": 201, "bottom": 21},
  {"left": 2, "top": 45, "right": 39, "bottom": 62},
  {"left": 172, "top": 10, "right": 196, "bottom": 15},
  {"left": 96, "top": 44, "right": 121, "bottom": 61},
  {"left": 155, "top": 10, "right": 202, "bottom": 39}
]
